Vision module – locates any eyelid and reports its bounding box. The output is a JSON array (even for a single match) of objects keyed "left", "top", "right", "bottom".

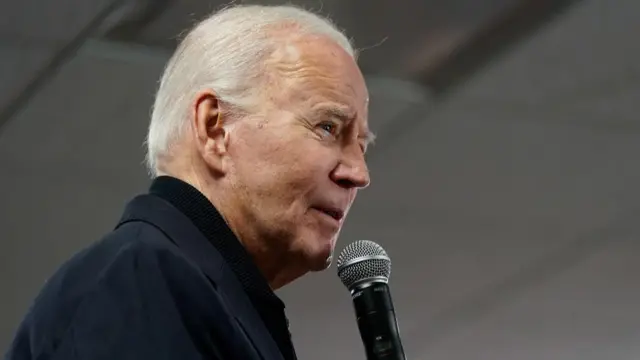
[
  {"left": 321, "top": 117, "right": 343, "bottom": 129},
  {"left": 326, "top": 116, "right": 345, "bottom": 125}
]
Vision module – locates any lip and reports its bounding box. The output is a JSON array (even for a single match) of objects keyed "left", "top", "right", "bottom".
[{"left": 312, "top": 206, "right": 345, "bottom": 222}]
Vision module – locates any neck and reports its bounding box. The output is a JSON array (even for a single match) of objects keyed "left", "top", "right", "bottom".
[
  {"left": 251, "top": 248, "right": 308, "bottom": 290},
  {"left": 167, "top": 167, "right": 306, "bottom": 290},
  {"left": 217, "top": 201, "right": 309, "bottom": 290}
]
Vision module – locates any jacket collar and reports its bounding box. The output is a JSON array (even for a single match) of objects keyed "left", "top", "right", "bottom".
[{"left": 116, "top": 193, "right": 284, "bottom": 360}]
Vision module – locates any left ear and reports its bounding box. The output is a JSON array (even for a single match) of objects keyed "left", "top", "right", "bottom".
[{"left": 191, "top": 89, "right": 230, "bottom": 176}]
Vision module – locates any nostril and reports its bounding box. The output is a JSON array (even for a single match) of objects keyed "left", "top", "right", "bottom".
[{"left": 335, "top": 178, "right": 356, "bottom": 189}]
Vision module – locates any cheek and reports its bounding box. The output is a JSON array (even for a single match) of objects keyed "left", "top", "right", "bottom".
[
  {"left": 230, "top": 140, "right": 301, "bottom": 197},
  {"left": 231, "top": 127, "right": 339, "bottom": 195},
  {"left": 285, "top": 142, "right": 338, "bottom": 181}
]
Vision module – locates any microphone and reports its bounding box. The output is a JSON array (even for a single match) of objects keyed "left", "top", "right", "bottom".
[{"left": 336, "top": 240, "right": 406, "bottom": 360}]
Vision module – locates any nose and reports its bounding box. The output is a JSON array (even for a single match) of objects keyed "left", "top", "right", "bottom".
[{"left": 330, "top": 146, "right": 371, "bottom": 189}]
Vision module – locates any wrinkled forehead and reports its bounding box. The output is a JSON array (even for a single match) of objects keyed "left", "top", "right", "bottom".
[{"left": 266, "top": 34, "right": 369, "bottom": 117}]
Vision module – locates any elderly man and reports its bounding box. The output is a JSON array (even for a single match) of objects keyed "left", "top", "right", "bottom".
[{"left": 5, "top": 4, "right": 371, "bottom": 360}]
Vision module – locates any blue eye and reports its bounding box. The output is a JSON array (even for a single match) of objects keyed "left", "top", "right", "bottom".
[{"left": 318, "top": 122, "right": 338, "bottom": 137}]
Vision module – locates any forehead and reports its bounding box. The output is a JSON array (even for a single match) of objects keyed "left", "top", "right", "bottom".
[{"left": 268, "top": 35, "right": 369, "bottom": 120}]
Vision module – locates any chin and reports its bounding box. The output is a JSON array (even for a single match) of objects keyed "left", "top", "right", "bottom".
[
  {"left": 305, "top": 239, "right": 336, "bottom": 272},
  {"left": 308, "top": 254, "right": 333, "bottom": 272}
]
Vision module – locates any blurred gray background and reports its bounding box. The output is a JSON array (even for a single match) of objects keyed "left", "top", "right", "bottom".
[{"left": 1, "top": 0, "right": 639, "bottom": 358}]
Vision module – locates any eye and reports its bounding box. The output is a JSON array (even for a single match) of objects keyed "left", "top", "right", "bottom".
[{"left": 317, "top": 121, "right": 340, "bottom": 138}]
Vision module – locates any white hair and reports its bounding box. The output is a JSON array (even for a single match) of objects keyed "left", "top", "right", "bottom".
[{"left": 145, "top": 4, "right": 357, "bottom": 177}]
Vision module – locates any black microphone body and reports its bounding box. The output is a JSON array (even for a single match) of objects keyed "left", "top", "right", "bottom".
[
  {"left": 336, "top": 240, "right": 406, "bottom": 360},
  {"left": 352, "top": 282, "right": 406, "bottom": 360}
]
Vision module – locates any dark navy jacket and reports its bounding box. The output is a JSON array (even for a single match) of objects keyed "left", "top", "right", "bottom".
[{"left": 5, "top": 177, "right": 296, "bottom": 360}]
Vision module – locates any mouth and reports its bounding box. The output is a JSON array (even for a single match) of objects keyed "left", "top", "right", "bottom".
[{"left": 313, "top": 206, "right": 345, "bottom": 222}]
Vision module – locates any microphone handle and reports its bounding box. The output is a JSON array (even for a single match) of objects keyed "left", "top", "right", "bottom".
[{"left": 352, "top": 282, "right": 406, "bottom": 360}]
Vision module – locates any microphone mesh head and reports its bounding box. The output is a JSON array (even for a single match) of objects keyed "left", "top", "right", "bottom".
[{"left": 336, "top": 240, "right": 391, "bottom": 290}]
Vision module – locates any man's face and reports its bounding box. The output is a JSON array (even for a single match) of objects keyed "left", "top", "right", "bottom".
[{"left": 225, "top": 36, "right": 371, "bottom": 272}]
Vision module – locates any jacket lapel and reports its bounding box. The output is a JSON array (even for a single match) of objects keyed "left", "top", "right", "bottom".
[{"left": 117, "top": 194, "right": 284, "bottom": 360}]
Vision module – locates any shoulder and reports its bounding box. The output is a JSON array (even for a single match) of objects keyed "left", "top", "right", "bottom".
[
  {"left": 20, "top": 221, "right": 215, "bottom": 336},
  {"left": 6, "top": 223, "right": 242, "bottom": 360},
  {"left": 45, "top": 220, "right": 211, "bottom": 297},
  {"left": 49, "top": 221, "right": 193, "bottom": 290}
]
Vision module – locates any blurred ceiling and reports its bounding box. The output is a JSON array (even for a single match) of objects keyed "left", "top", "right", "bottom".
[
  {"left": 100, "top": 0, "right": 579, "bottom": 87},
  {"left": 0, "top": 0, "right": 579, "bottom": 132},
  {"left": 100, "top": 0, "right": 517, "bottom": 77}
]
